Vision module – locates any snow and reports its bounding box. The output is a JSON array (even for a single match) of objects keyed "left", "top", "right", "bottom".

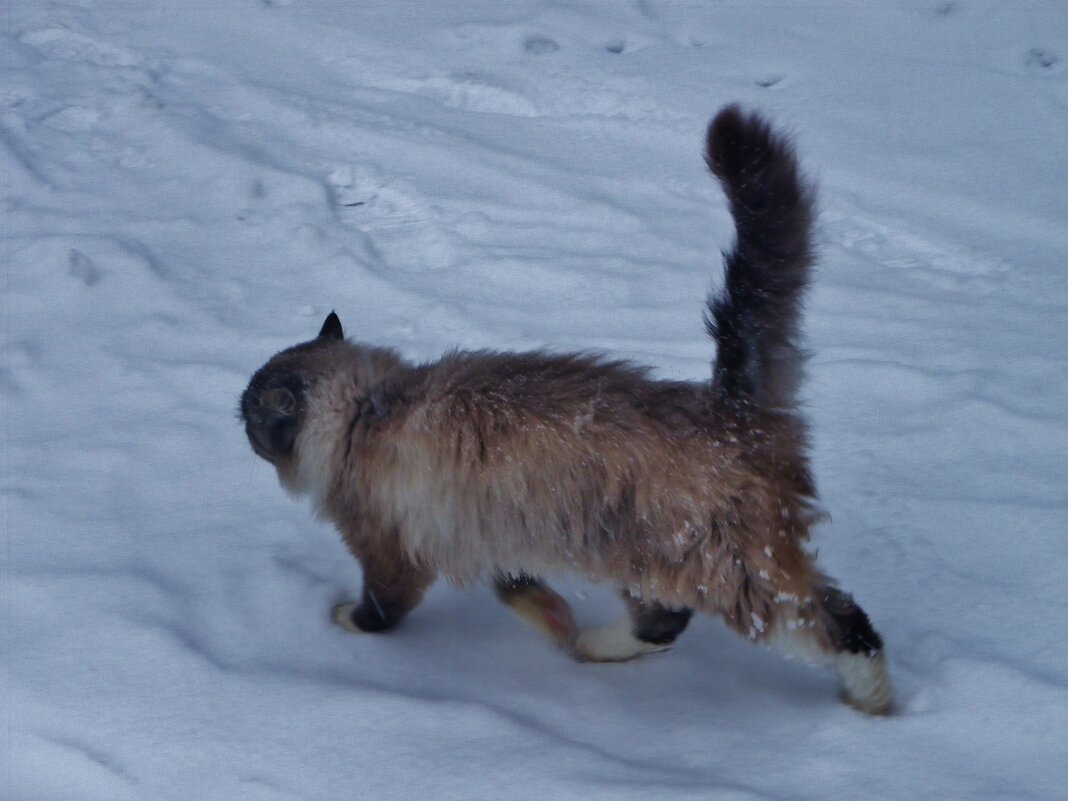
[{"left": 3, "top": 1, "right": 1067, "bottom": 798}]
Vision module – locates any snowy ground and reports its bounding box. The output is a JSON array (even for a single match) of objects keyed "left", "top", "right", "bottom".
[{"left": 3, "top": 2, "right": 1068, "bottom": 799}]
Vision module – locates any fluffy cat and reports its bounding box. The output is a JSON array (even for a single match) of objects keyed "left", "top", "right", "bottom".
[{"left": 240, "top": 105, "right": 892, "bottom": 715}]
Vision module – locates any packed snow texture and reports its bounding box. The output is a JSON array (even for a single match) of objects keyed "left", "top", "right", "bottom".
[{"left": 3, "top": 2, "right": 1067, "bottom": 799}]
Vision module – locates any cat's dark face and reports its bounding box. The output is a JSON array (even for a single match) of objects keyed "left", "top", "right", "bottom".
[{"left": 240, "top": 312, "right": 344, "bottom": 466}]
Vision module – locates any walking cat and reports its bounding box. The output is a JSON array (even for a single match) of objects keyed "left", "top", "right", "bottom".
[{"left": 240, "top": 105, "right": 892, "bottom": 715}]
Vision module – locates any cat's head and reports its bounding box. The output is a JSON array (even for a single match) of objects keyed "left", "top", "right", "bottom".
[
  {"left": 240, "top": 312, "right": 347, "bottom": 489},
  {"left": 242, "top": 311, "right": 410, "bottom": 498}
]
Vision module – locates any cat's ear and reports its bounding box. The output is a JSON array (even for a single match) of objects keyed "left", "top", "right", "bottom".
[
  {"left": 260, "top": 387, "right": 296, "bottom": 417},
  {"left": 318, "top": 311, "right": 344, "bottom": 341}
]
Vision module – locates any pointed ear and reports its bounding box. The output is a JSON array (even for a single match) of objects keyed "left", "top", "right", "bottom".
[{"left": 318, "top": 311, "right": 344, "bottom": 341}]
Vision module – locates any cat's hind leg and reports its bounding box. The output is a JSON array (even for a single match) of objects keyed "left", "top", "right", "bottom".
[
  {"left": 493, "top": 573, "right": 579, "bottom": 652},
  {"left": 745, "top": 581, "right": 893, "bottom": 716},
  {"left": 575, "top": 590, "right": 693, "bottom": 662},
  {"left": 775, "top": 585, "right": 893, "bottom": 716}
]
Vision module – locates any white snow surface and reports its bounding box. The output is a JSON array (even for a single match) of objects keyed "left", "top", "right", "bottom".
[{"left": 3, "top": 2, "right": 1068, "bottom": 799}]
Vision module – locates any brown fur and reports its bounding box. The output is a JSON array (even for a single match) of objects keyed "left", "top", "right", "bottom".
[
  {"left": 314, "top": 351, "right": 821, "bottom": 634},
  {"left": 240, "top": 106, "right": 892, "bottom": 714}
]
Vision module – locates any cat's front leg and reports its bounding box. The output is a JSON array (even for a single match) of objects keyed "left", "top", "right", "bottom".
[{"left": 332, "top": 528, "right": 436, "bottom": 634}]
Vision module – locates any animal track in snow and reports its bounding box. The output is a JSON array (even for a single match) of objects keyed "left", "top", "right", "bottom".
[
  {"left": 391, "top": 71, "right": 541, "bottom": 117},
  {"left": 325, "top": 166, "right": 457, "bottom": 271},
  {"left": 326, "top": 166, "right": 423, "bottom": 221},
  {"left": 755, "top": 75, "right": 786, "bottom": 89},
  {"left": 68, "top": 249, "right": 103, "bottom": 286},
  {"left": 827, "top": 215, "right": 1013, "bottom": 290},
  {"left": 524, "top": 35, "right": 560, "bottom": 55},
  {"left": 1024, "top": 47, "right": 1062, "bottom": 75}
]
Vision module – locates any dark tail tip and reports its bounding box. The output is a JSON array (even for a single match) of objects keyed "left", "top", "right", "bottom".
[
  {"left": 705, "top": 103, "right": 763, "bottom": 183},
  {"left": 705, "top": 105, "right": 814, "bottom": 250}
]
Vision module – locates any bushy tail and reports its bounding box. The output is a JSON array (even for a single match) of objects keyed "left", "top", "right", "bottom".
[{"left": 705, "top": 105, "right": 816, "bottom": 412}]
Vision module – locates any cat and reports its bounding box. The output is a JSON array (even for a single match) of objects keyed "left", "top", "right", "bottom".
[{"left": 240, "top": 105, "right": 893, "bottom": 715}]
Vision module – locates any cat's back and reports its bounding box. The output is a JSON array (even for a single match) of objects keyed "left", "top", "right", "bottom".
[{"left": 416, "top": 349, "right": 712, "bottom": 435}]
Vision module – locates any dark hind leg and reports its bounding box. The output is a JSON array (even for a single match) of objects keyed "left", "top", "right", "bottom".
[
  {"left": 818, "top": 585, "right": 884, "bottom": 658},
  {"left": 816, "top": 585, "right": 892, "bottom": 714},
  {"left": 576, "top": 590, "right": 693, "bottom": 662},
  {"left": 631, "top": 596, "right": 694, "bottom": 646},
  {"left": 766, "top": 584, "right": 893, "bottom": 715},
  {"left": 493, "top": 573, "right": 578, "bottom": 651}
]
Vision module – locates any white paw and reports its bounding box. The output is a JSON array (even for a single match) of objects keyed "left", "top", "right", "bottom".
[
  {"left": 330, "top": 602, "right": 362, "bottom": 634},
  {"left": 837, "top": 651, "right": 894, "bottom": 716},
  {"left": 575, "top": 618, "right": 672, "bottom": 663}
]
